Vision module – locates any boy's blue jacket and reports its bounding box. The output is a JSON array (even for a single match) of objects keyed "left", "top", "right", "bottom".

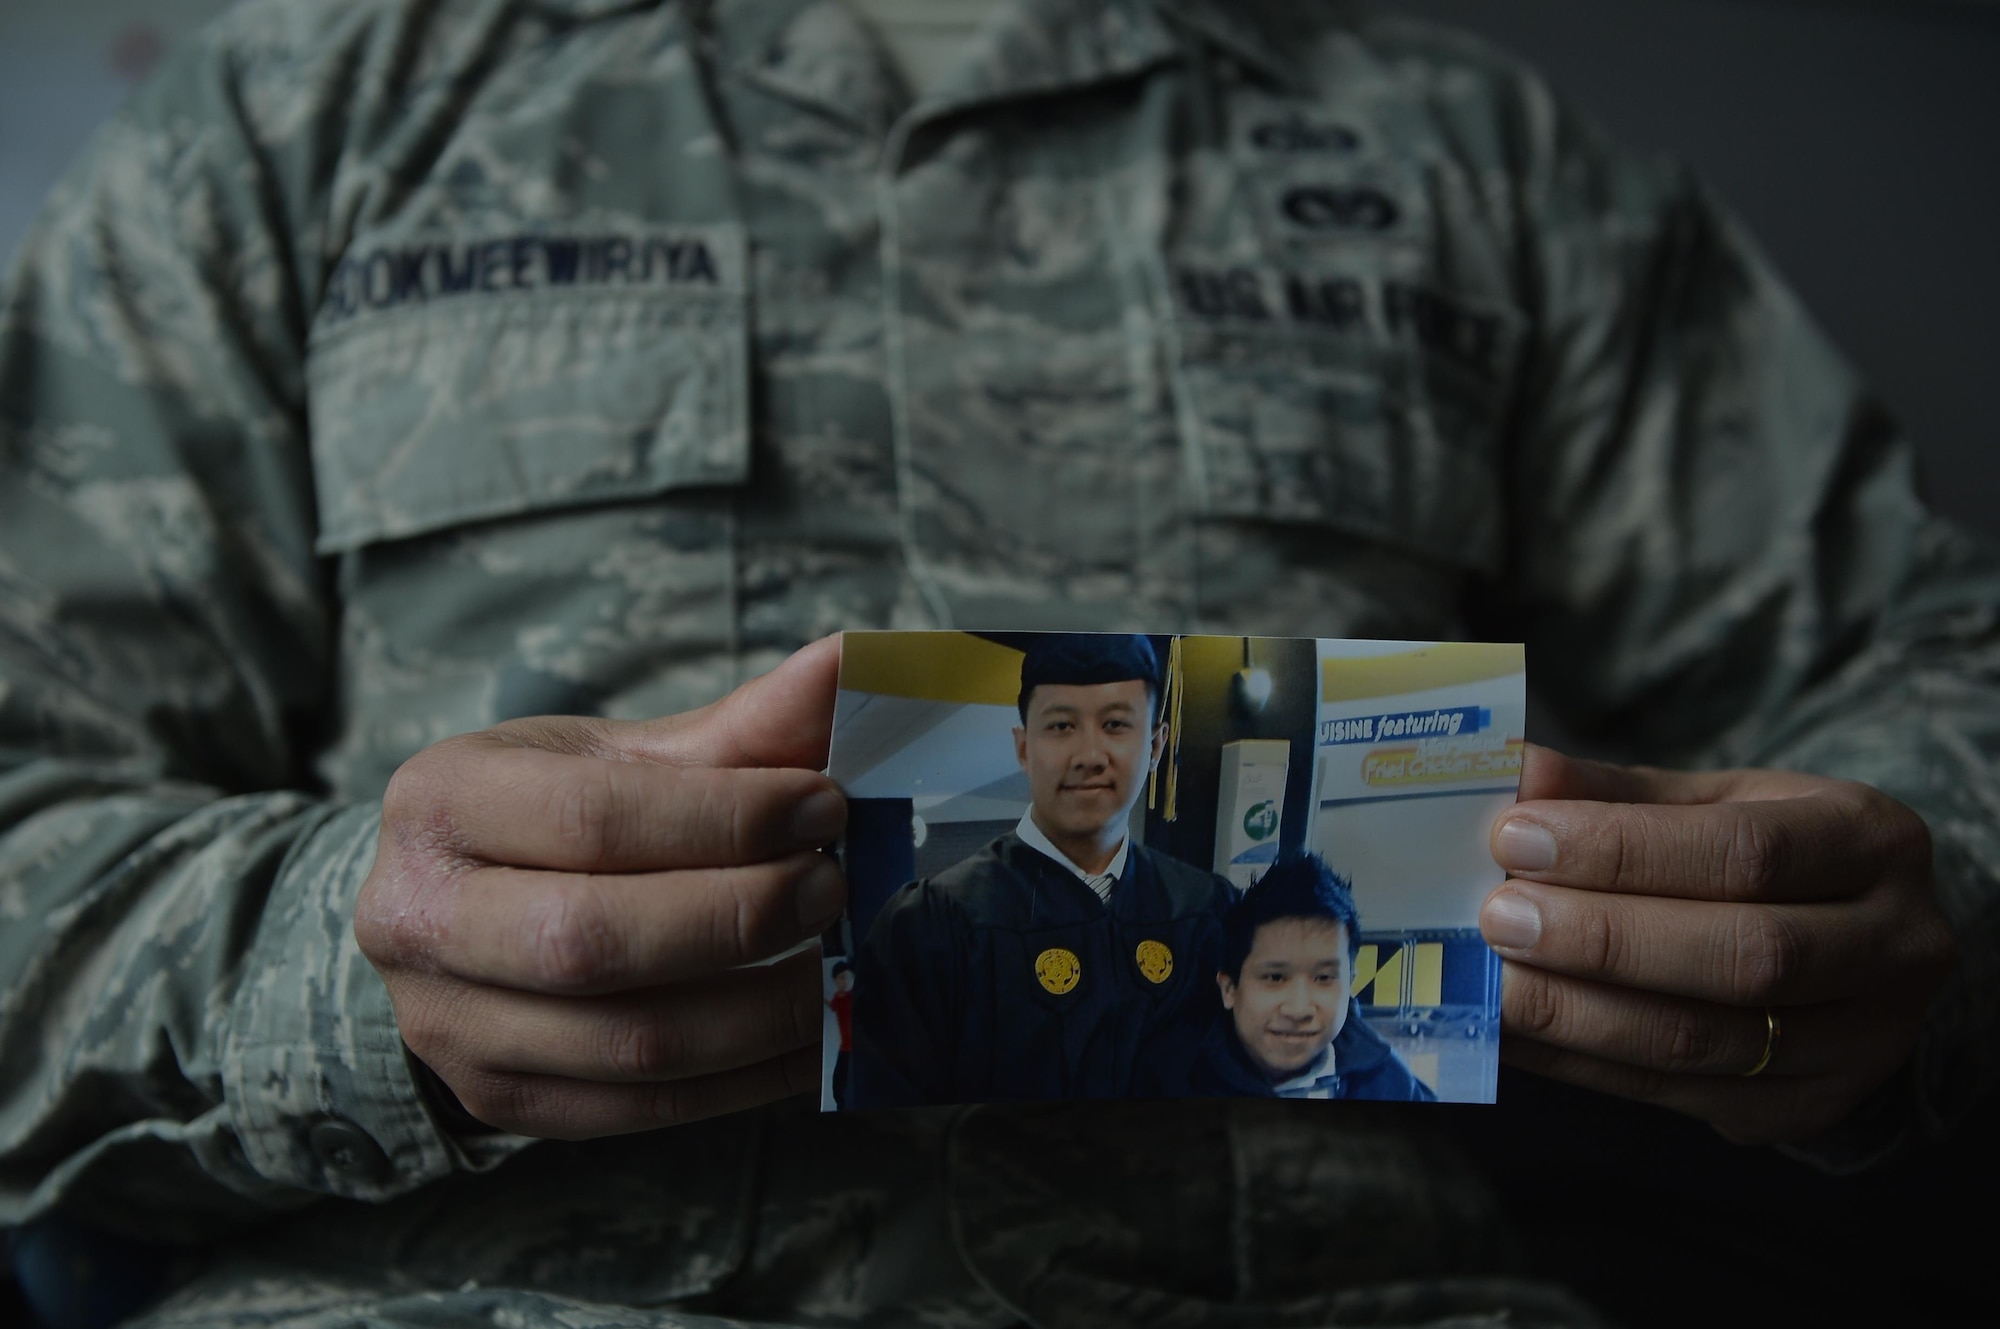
[{"left": 1189, "top": 997, "right": 1440, "bottom": 1102}]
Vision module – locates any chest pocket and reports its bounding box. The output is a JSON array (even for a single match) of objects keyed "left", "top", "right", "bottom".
[
  {"left": 305, "top": 227, "right": 750, "bottom": 554},
  {"left": 1165, "top": 272, "right": 1520, "bottom": 575}
]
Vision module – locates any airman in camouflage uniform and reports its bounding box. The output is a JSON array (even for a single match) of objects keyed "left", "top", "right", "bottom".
[{"left": 0, "top": 0, "right": 1992, "bottom": 1325}]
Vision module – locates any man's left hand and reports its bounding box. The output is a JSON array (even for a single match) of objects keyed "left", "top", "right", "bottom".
[{"left": 1482, "top": 745, "right": 1955, "bottom": 1144}]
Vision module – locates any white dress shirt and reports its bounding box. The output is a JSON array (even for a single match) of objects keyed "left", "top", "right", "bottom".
[
  {"left": 1270, "top": 1043, "right": 1341, "bottom": 1100},
  {"left": 1015, "top": 812, "right": 1129, "bottom": 904}
]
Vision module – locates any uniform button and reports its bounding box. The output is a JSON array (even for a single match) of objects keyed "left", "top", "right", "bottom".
[{"left": 307, "top": 1118, "right": 390, "bottom": 1184}]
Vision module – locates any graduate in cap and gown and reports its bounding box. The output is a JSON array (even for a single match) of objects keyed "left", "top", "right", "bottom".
[{"left": 848, "top": 634, "right": 1235, "bottom": 1108}]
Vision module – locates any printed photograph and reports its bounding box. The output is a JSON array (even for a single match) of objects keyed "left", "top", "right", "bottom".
[{"left": 819, "top": 630, "right": 1526, "bottom": 1111}]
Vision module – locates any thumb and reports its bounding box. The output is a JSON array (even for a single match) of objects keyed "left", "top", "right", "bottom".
[
  {"left": 630, "top": 635, "right": 843, "bottom": 771},
  {"left": 709, "top": 634, "right": 844, "bottom": 770}
]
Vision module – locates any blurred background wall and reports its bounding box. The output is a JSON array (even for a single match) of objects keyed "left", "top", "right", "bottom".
[
  {"left": 1395, "top": 0, "right": 2000, "bottom": 542},
  {"left": 4, "top": 0, "right": 1994, "bottom": 537},
  {"left": 0, "top": 1, "right": 233, "bottom": 271}
]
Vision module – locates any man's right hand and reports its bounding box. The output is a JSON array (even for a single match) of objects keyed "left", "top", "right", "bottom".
[{"left": 353, "top": 637, "right": 847, "bottom": 1140}]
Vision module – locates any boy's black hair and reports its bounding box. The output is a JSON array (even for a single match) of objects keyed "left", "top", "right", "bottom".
[
  {"left": 831, "top": 960, "right": 853, "bottom": 979},
  {"left": 1016, "top": 633, "right": 1162, "bottom": 723},
  {"left": 1220, "top": 853, "right": 1362, "bottom": 982}
]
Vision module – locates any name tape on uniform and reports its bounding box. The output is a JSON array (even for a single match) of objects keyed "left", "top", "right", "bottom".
[{"left": 321, "top": 230, "right": 739, "bottom": 328}]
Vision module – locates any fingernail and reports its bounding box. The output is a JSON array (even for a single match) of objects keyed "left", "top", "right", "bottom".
[
  {"left": 795, "top": 856, "right": 847, "bottom": 932},
  {"left": 1482, "top": 891, "right": 1542, "bottom": 951},
  {"left": 788, "top": 789, "right": 846, "bottom": 847},
  {"left": 1495, "top": 818, "right": 1557, "bottom": 872}
]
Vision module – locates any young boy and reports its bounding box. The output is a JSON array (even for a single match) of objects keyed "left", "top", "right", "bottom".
[{"left": 1193, "top": 855, "right": 1436, "bottom": 1102}]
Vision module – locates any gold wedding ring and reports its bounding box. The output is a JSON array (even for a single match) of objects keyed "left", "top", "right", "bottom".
[{"left": 1742, "top": 1007, "right": 1781, "bottom": 1078}]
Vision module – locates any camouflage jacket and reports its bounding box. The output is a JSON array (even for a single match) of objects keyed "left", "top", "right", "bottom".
[{"left": 2, "top": 0, "right": 1996, "bottom": 1324}]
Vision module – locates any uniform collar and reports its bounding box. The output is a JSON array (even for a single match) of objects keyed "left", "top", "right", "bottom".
[
  {"left": 518, "top": 0, "right": 1337, "bottom": 96},
  {"left": 703, "top": 0, "right": 1339, "bottom": 133},
  {"left": 504, "top": 1, "right": 903, "bottom": 133},
  {"left": 909, "top": 0, "right": 1182, "bottom": 113},
  {"left": 723, "top": 0, "right": 1183, "bottom": 130},
  {"left": 519, "top": 0, "right": 665, "bottom": 18},
  {"left": 515, "top": 0, "right": 1343, "bottom": 156},
  {"left": 908, "top": 0, "right": 1340, "bottom": 111}
]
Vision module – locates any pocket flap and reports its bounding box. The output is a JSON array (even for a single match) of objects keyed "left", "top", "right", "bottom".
[
  {"left": 1172, "top": 304, "right": 1515, "bottom": 573},
  {"left": 307, "top": 267, "right": 748, "bottom": 553}
]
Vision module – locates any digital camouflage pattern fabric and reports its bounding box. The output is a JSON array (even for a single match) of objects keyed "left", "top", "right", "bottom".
[{"left": 1, "top": 0, "right": 1995, "bottom": 1324}]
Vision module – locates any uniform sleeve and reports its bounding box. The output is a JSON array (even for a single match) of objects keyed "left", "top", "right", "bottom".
[
  {"left": 848, "top": 884, "right": 964, "bottom": 1109},
  {"left": 0, "top": 15, "right": 514, "bottom": 1239},
  {"left": 1490, "top": 92, "right": 2000, "bottom": 1168}
]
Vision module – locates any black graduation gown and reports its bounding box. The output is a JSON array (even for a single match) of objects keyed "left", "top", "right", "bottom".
[{"left": 848, "top": 833, "right": 1233, "bottom": 1108}]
